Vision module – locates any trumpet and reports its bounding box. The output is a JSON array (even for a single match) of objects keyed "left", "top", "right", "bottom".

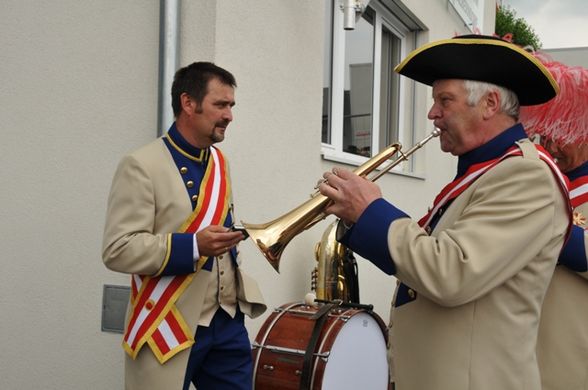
[{"left": 242, "top": 129, "right": 440, "bottom": 273}]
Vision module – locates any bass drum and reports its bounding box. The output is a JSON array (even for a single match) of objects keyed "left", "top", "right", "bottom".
[{"left": 252, "top": 302, "right": 389, "bottom": 389}]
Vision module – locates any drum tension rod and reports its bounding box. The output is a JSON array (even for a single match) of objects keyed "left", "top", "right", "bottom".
[{"left": 314, "top": 298, "right": 374, "bottom": 312}]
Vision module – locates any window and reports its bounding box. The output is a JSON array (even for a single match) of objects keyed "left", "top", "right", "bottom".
[{"left": 322, "top": 0, "right": 423, "bottom": 173}]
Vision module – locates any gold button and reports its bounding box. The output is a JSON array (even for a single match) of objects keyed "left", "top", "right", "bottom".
[
  {"left": 180, "top": 167, "right": 188, "bottom": 174},
  {"left": 186, "top": 180, "right": 194, "bottom": 188},
  {"left": 145, "top": 299, "right": 155, "bottom": 310},
  {"left": 220, "top": 286, "right": 224, "bottom": 291},
  {"left": 407, "top": 289, "right": 415, "bottom": 299},
  {"left": 191, "top": 194, "right": 198, "bottom": 202},
  {"left": 220, "top": 270, "right": 225, "bottom": 276},
  {"left": 218, "top": 255, "right": 223, "bottom": 260}
]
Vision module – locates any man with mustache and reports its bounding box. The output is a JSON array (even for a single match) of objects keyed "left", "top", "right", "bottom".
[
  {"left": 519, "top": 54, "right": 588, "bottom": 390},
  {"left": 319, "top": 35, "right": 572, "bottom": 390},
  {"left": 102, "top": 62, "right": 266, "bottom": 390}
]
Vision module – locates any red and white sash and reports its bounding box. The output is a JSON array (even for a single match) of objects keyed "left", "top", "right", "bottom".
[
  {"left": 569, "top": 176, "right": 588, "bottom": 209},
  {"left": 122, "top": 146, "right": 231, "bottom": 364},
  {"left": 418, "top": 144, "right": 570, "bottom": 229}
]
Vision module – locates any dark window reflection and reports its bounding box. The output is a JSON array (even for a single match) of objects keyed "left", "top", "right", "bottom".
[
  {"left": 322, "top": 1, "right": 333, "bottom": 144},
  {"left": 343, "top": 11, "right": 374, "bottom": 157}
]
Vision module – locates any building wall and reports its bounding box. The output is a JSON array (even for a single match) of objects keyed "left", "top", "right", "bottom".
[
  {"left": 544, "top": 46, "right": 588, "bottom": 68},
  {"left": 1, "top": 1, "right": 160, "bottom": 389},
  {"left": 0, "top": 1, "right": 495, "bottom": 388}
]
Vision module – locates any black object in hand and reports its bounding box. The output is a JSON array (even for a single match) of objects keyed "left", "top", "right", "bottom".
[{"left": 230, "top": 224, "right": 249, "bottom": 239}]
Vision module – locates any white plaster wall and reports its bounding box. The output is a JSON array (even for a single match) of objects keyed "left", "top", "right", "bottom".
[
  {"left": 0, "top": 0, "right": 496, "bottom": 388},
  {"left": 211, "top": 0, "right": 327, "bottom": 338},
  {"left": 0, "top": 1, "right": 159, "bottom": 388}
]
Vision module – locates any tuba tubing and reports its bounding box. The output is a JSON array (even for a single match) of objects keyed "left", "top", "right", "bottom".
[
  {"left": 242, "top": 129, "right": 440, "bottom": 273},
  {"left": 313, "top": 219, "right": 359, "bottom": 303}
]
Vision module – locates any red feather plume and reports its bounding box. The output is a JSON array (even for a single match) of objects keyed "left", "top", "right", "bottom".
[{"left": 519, "top": 52, "right": 588, "bottom": 145}]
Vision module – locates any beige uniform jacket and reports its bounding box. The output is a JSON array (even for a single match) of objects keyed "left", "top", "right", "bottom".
[
  {"left": 537, "top": 200, "right": 588, "bottom": 390},
  {"left": 384, "top": 140, "right": 569, "bottom": 390},
  {"left": 102, "top": 137, "right": 266, "bottom": 390}
]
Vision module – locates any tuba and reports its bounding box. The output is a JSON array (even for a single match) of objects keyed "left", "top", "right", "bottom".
[
  {"left": 312, "top": 220, "right": 359, "bottom": 303},
  {"left": 242, "top": 129, "right": 440, "bottom": 273}
]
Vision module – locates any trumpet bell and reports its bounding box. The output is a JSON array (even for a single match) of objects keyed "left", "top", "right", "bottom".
[{"left": 242, "top": 193, "right": 330, "bottom": 273}]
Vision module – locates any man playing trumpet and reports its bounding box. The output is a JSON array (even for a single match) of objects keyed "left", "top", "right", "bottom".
[{"left": 319, "top": 35, "right": 571, "bottom": 390}]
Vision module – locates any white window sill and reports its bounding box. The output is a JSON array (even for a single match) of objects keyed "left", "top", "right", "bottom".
[{"left": 320, "top": 147, "right": 426, "bottom": 181}]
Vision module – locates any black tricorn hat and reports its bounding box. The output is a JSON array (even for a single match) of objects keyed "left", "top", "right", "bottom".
[{"left": 394, "top": 35, "right": 559, "bottom": 106}]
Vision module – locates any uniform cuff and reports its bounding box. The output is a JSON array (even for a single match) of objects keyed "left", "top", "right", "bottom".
[
  {"left": 340, "top": 198, "right": 409, "bottom": 275},
  {"left": 159, "top": 233, "right": 196, "bottom": 276}
]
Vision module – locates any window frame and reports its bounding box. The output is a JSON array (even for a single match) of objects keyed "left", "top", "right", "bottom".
[{"left": 321, "top": 0, "right": 421, "bottom": 174}]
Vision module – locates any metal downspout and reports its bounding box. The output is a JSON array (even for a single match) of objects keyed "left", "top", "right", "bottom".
[{"left": 157, "top": 0, "right": 180, "bottom": 137}]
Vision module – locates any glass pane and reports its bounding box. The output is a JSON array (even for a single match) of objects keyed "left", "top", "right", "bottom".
[
  {"left": 379, "top": 25, "right": 401, "bottom": 150},
  {"left": 343, "top": 12, "right": 374, "bottom": 157},
  {"left": 321, "top": 0, "right": 333, "bottom": 144}
]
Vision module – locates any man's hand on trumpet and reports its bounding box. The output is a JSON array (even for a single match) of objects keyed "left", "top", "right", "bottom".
[{"left": 318, "top": 167, "right": 382, "bottom": 224}]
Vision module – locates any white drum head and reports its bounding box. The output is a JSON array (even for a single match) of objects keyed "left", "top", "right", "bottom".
[{"left": 319, "top": 312, "right": 388, "bottom": 389}]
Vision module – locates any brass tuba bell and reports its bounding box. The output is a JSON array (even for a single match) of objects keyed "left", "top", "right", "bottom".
[
  {"left": 312, "top": 220, "right": 359, "bottom": 303},
  {"left": 242, "top": 129, "right": 440, "bottom": 273}
]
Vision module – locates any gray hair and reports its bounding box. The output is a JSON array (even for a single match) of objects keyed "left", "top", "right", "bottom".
[{"left": 463, "top": 80, "right": 520, "bottom": 119}]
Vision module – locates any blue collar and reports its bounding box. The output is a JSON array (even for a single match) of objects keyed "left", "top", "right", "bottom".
[
  {"left": 456, "top": 123, "right": 528, "bottom": 178},
  {"left": 566, "top": 160, "right": 588, "bottom": 181},
  {"left": 165, "top": 122, "right": 209, "bottom": 163}
]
